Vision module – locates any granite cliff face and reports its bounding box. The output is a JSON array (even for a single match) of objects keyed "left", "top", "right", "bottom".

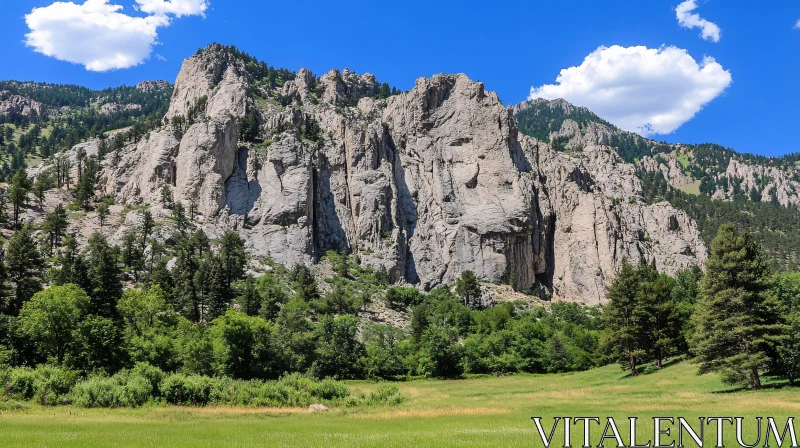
[{"left": 94, "top": 44, "right": 707, "bottom": 304}]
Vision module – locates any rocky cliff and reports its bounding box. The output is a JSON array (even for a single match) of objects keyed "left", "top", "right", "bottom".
[
  {"left": 93, "top": 44, "right": 707, "bottom": 304},
  {"left": 0, "top": 93, "right": 45, "bottom": 122}
]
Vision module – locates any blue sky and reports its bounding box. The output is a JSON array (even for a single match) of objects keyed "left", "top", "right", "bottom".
[{"left": 1, "top": 0, "right": 798, "bottom": 156}]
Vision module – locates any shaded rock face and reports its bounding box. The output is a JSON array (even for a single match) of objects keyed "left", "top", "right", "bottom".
[{"left": 96, "top": 45, "right": 708, "bottom": 304}]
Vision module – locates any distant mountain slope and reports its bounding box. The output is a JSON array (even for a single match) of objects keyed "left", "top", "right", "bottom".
[
  {"left": 0, "top": 80, "right": 172, "bottom": 180},
  {"left": 515, "top": 98, "right": 800, "bottom": 271}
]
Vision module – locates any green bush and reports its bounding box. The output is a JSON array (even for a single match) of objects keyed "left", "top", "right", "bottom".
[
  {"left": 6, "top": 367, "right": 37, "bottom": 399},
  {"left": 3, "top": 366, "right": 78, "bottom": 405},
  {"left": 71, "top": 367, "right": 161, "bottom": 408},
  {"left": 32, "top": 365, "right": 78, "bottom": 405},
  {"left": 160, "top": 373, "right": 213, "bottom": 406},
  {"left": 366, "top": 384, "right": 403, "bottom": 405},
  {"left": 70, "top": 376, "right": 127, "bottom": 408}
]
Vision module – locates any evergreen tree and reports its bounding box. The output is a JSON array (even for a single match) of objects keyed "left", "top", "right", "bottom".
[
  {"left": 636, "top": 271, "right": 678, "bottom": 368},
  {"left": 235, "top": 276, "right": 261, "bottom": 317},
  {"left": 86, "top": 234, "right": 123, "bottom": 318},
  {"left": 4, "top": 226, "right": 45, "bottom": 316},
  {"left": 96, "top": 202, "right": 110, "bottom": 227},
  {"left": 140, "top": 210, "right": 154, "bottom": 251},
  {"left": 206, "top": 258, "right": 229, "bottom": 320},
  {"left": 8, "top": 169, "right": 31, "bottom": 229},
  {"left": 291, "top": 264, "right": 319, "bottom": 302},
  {"left": 601, "top": 258, "right": 644, "bottom": 377},
  {"left": 161, "top": 184, "right": 173, "bottom": 209},
  {"left": 41, "top": 203, "right": 68, "bottom": 255},
  {"left": 772, "top": 273, "right": 800, "bottom": 385},
  {"left": 54, "top": 236, "right": 91, "bottom": 292},
  {"left": 690, "top": 224, "right": 785, "bottom": 389},
  {"left": 455, "top": 270, "right": 482, "bottom": 309},
  {"left": 172, "top": 201, "right": 187, "bottom": 231},
  {"left": 218, "top": 231, "right": 246, "bottom": 288}
]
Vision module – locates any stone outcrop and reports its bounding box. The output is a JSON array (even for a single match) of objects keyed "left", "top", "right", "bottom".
[
  {"left": 99, "top": 103, "right": 142, "bottom": 115},
  {"left": 638, "top": 155, "right": 691, "bottom": 187},
  {"left": 0, "top": 93, "right": 45, "bottom": 122},
  {"left": 711, "top": 159, "right": 800, "bottom": 207},
  {"left": 136, "top": 80, "right": 172, "bottom": 93},
  {"left": 92, "top": 44, "right": 708, "bottom": 304}
]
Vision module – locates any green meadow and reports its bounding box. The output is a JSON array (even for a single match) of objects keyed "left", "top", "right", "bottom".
[{"left": 1, "top": 361, "right": 798, "bottom": 447}]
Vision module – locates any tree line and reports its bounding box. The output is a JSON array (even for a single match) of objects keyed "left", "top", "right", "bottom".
[{"left": 602, "top": 224, "right": 800, "bottom": 389}]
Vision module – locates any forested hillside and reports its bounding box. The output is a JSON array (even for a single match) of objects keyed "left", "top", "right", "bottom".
[{"left": 0, "top": 81, "right": 172, "bottom": 181}]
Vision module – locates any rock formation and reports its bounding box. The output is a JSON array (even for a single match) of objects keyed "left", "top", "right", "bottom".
[
  {"left": 638, "top": 155, "right": 692, "bottom": 187},
  {"left": 0, "top": 93, "right": 45, "bottom": 123},
  {"left": 90, "top": 44, "right": 707, "bottom": 304},
  {"left": 710, "top": 159, "right": 800, "bottom": 207},
  {"left": 136, "top": 80, "right": 172, "bottom": 93}
]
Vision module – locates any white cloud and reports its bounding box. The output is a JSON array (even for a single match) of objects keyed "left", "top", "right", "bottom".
[
  {"left": 795, "top": 19, "right": 800, "bottom": 29},
  {"left": 529, "top": 45, "right": 732, "bottom": 136},
  {"left": 24, "top": 0, "right": 205, "bottom": 72},
  {"left": 676, "top": 0, "right": 721, "bottom": 42},
  {"left": 134, "top": 0, "right": 208, "bottom": 18}
]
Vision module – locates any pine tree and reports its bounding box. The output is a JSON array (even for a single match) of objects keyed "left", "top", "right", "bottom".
[
  {"left": 41, "top": 203, "right": 68, "bottom": 254},
  {"left": 602, "top": 258, "right": 645, "bottom": 377},
  {"left": 455, "top": 270, "right": 482, "bottom": 309},
  {"left": 161, "top": 184, "right": 173, "bottom": 209},
  {"left": 218, "top": 231, "right": 246, "bottom": 289},
  {"left": 172, "top": 201, "right": 187, "bottom": 231},
  {"left": 206, "top": 257, "right": 229, "bottom": 320},
  {"left": 86, "top": 234, "right": 123, "bottom": 318},
  {"left": 97, "top": 202, "right": 109, "bottom": 227},
  {"left": 690, "top": 224, "right": 785, "bottom": 389},
  {"left": 4, "top": 226, "right": 45, "bottom": 315},
  {"left": 55, "top": 236, "right": 91, "bottom": 292},
  {"left": 235, "top": 276, "right": 261, "bottom": 317},
  {"left": 8, "top": 169, "right": 31, "bottom": 229},
  {"left": 636, "top": 271, "right": 678, "bottom": 368},
  {"left": 140, "top": 210, "right": 154, "bottom": 252},
  {"left": 773, "top": 273, "right": 800, "bottom": 385}
]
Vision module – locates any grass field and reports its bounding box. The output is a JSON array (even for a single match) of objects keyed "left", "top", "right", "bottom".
[{"left": 1, "top": 362, "right": 799, "bottom": 447}]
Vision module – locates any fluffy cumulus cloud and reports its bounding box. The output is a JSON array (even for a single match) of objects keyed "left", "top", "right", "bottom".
[
  {"left": 675, "top": 0, "right": 721, "bottom": 42},
  {"left": 795, "top": 19, "right": 800, "bottom": 29},
  {"left": 529, "top": 45, "right": 732, "bottom": 136},
  {"left": 24, "top": 0, "right": 207, "bottom": 72}
]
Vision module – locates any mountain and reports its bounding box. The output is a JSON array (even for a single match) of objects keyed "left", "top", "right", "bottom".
[
  {"left": 515, "top": 98, "right": 800, "bottom": 271},
  {"left": 14, "top": 43, "right": 701, "bottom": 305}
]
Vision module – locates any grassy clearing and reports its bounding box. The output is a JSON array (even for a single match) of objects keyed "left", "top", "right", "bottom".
[
  {"left": 676, "top": 179, "right": 702, "bottom": 195},
  {"left": 0, "top": 362, "right": 798, "bottom": 447}
]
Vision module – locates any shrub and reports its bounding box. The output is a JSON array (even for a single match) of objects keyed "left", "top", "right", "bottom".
[
  {"left": 385, "top": 287, "right": 423, "bottom": 311},
  {"left": 1, "top": 366, "right": 78, "bottom": 404},
  {"left": 71, "top": 376, "right": 126, "bottom": 408},
  {"left": 6, "top": 367, "right": 37, "bottom": 399},
  {"left": 32, "top": 365, "right": 78, "bottom": 405},
  {"left": 160, "top": 373, "right": 213, "bottom": 406},
  {"left": 71, "top": 367, "right": 161, "bottom": 408},
  {"left": 366, "top": 384, "right": 403, "bottom": 405}
]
